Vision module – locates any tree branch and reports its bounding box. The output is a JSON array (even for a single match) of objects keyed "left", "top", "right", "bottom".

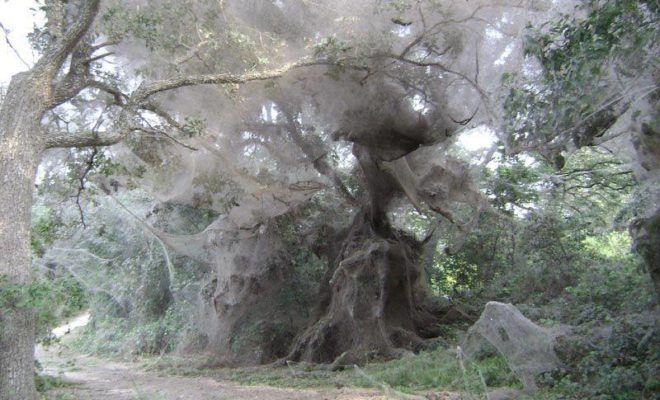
[
  {"left": 383, "top": 53, "right": 488, "bottom": 101},
  {"left": 131, "top": 59, "right": 324, "bottom": 101},
  {"left": 44, "top": 129, "right": 128, "bottom": 149},
  {"left": 277, "top": 104, "right": 358, "bottom": 206},
  {"left": 50, "top": 41, "right": 95, "bottom": 107},
  {"left": 38, "top": 0, "right": 101, "bottom": 74},
  {"left": 71, "top": 147, "right": 98, "bottom": 227},
  {"left": 43, "top": 59, "right": 330, "bottom": 150},
  {"left": 133, "top": 127, "right": 198, "bottom": 151},
  {"left": 88, "top": 80, "right": 128, "bottom": 105}
]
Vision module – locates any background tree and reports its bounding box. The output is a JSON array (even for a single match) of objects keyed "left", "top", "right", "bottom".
[{"left": 502, "top": 0, "right": 659, "bottom": 293}]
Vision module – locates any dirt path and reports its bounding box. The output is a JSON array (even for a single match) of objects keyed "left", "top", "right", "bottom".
[
  {"left": 36, "top": 316, "right": 394, "bottom": 400},
  {"left": 38, "top": 351, "right": 388, "bottom": 399}
]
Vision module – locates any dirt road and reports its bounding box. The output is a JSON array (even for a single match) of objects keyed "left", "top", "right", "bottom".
[
  {"left": 36, "top": 315, "right": 392, "bottom": 400},
  {"left": 39, "top": 351, "right": 390, "bottom": 399}
]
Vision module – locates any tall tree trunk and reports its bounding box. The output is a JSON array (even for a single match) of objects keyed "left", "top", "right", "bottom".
[{"left": 0, "top": 73, "right": 45, "bottom": 400}]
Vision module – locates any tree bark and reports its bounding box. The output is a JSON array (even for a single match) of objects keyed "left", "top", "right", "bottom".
[
  {"left": 0, "top": 308, "right": 37, "bottom": 400},
  {"left": 0, "top": 73, "right": 45, "bottom": 400}
]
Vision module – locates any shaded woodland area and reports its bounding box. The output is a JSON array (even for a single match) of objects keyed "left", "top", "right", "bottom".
[{"left": 0, "top": 0, "right": 658, "bottom": 399}]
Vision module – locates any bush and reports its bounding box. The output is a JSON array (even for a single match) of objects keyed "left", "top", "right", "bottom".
[
  {"left": 74, "top": 304, "right": 187, "bottom": 356},
  {"left": 552, "top": 313, "right": 658, "bottom": 399},
  {"left": 0, "top": 274, "right": 87, "bottom": 342}
]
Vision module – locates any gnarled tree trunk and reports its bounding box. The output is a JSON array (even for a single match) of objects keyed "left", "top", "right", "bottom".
[
  {"left": 288, "top": 209, "right": 445, "bottom": 365},
  {"left": 288, "top": 136, "right": 459, "bottom": 365}
]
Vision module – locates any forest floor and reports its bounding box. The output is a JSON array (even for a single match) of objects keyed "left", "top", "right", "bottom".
[{"left": 36, "top": 315, "right": 461, "bottom": 400}]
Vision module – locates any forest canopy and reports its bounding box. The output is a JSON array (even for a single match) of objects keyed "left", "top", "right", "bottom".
[{"left": 0, "top": 0, "right": 657, "bottom": 399}]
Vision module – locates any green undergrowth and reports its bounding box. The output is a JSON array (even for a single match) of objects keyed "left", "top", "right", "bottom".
[
  {"left": 35, "top": 372, "right": 75, "bottom": 398},
  {"left": 143, "top": 347, "right": 524, "bottom": 395},
  {"left": 72, "top": 306, "right": 186, "bottom": 357},
  {"left": 0, "top": 274, "right": 87, "bottom": 343},
  {"left": 349, "top": 348, "right": 521, "bottom": 394}
]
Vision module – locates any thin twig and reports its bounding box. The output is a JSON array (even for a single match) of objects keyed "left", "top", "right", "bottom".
[
  {"left": 0, "top": 21, "right": 30, "bottom": 68},
  {"left": 72, "top": 147, "right": 98, "bottom": 228}
]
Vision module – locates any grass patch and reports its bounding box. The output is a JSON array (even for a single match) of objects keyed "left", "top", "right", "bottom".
[
  {"left": 352, "top": 348, "right": 521, "bottom": 394},
  {"left": 145, "top": 347, "right": 523, "bottom": 395}
]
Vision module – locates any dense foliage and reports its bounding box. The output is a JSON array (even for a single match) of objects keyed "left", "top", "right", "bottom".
[{"left": 503, "top": 0, "right": 658, "bottom": 160}]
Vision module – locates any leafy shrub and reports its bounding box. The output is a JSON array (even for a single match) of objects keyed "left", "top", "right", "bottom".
[
  {"left": 0, "top": 274, "right": 87, "bottom": 341},
  {"left": 30, "top": 204, "right": 61, "bottom": 257},
  {"left": 34, "top": 372, "right": 70, "bottom": 393},
  {"left": 552, "top": 313, "right": 658, "bottom": 399},
  {"left": 132, "top": 306, "right": 184, "bottom": 354},
  {"left": 75, "top": 304, "right": 187, "bottom": 356},
  {"left": 548, "top": 231, "right": 654, "bottom": 325}
]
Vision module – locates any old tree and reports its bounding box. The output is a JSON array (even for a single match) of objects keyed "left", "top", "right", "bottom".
[{"left": 1, "top": 0, "right": 657, "bottom": 399}]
